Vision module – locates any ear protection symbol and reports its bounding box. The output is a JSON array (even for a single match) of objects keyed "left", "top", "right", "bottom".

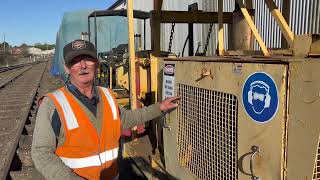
[
  {"left": 248, "top": 90, "right": 253, "bottom": 105},
  {"left": 264, "top": 94, "right": 271, "bottom": 108},
  {"left": 248, "top": 81, "right": 271, "bottom": 108}
]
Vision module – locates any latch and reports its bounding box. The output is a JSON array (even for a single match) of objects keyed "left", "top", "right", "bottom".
[{"left": 195, "top": 68, "right": 213, "bottom": 82}]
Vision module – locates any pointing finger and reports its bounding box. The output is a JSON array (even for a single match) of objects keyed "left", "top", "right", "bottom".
[{"left": 167, "top": 96, "right": 181, "bottom": 102}]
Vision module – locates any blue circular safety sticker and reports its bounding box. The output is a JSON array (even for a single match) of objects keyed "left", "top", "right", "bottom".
[{"left": 242, "top": 72, "right": 279, "bottom": 123}]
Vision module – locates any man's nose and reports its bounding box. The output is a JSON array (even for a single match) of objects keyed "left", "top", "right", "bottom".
[{"left": 80, "top": 60, "right": 87, "bottom": 68}]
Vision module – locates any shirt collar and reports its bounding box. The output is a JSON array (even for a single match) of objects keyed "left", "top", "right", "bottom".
[{"left": 66, "top": 82, "right": 99, "bottom": 103}]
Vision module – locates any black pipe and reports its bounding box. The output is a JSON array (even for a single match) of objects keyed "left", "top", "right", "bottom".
[
  {"left": 181, "top": 35, "right": 189, "bottom": 57},
  {"left": 188, "top": 23, "right": 193, "bottom": 56},
  {"left": 188, "top": 3, "right": 198, "bottom": 56}
]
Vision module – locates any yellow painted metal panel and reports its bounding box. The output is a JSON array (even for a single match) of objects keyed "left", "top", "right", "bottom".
[
  {"left": 150, "top": 54, "right": 159, "bottom": 102},
  {"left": 118, "top": 71, "right": 129, "bottom": 90},
  {"left": 286, "top": 60, "right": 320, "bottom": 180},
  {"left": 162, "top": 58, "right": 288, "bottom": 179},
  {"left": 139, "top": 66, "right": 148, "bottom": 98}
]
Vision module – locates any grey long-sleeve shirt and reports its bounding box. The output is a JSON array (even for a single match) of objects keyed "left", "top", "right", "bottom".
[{"left": 31, "top": 87, "right": 162, "bottom": 180}]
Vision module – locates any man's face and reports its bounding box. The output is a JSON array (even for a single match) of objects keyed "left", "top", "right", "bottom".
[
  {"left": 64, "top": 55, "right": 98, "bottom": 85},
  {"left": 251, "top": 86, "right": 267, "bottom": 114}
]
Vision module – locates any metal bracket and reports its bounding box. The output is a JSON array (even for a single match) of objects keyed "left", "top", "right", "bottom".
[{"left": 161, "top": 115, "right": 171, "bottom": 131}]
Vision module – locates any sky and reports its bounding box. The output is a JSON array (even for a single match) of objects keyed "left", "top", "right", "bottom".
[{"left": 0, "top": 0, "right": 116, "bottom": 46}]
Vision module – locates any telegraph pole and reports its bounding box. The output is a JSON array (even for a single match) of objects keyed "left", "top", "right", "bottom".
[
  {"left": 2, "top": 33, "right": 8, "bottom": 67},
  {"left": 3, "top": 33, "right": 5, "bottom": 54}
]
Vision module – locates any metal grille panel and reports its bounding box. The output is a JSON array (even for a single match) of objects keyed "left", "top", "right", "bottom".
[
  {"left": 314, "top": 136, "right": 320, "bottom": 180},
  {"left": 177, "top": 84, "right": 238, "bottom": 180}
]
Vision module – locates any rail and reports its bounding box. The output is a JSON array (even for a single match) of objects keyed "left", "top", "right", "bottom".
[
  {"left": 0, "top": 62, "right": 48, "bottom": 179},
  {"left": 0, "top": 61, "right": 45, "bottom": 73}
]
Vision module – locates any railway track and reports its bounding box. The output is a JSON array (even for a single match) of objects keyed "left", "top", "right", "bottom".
[
  {"left": 0, "top": 60, "right": 62, "bottom": 180},
  {"left": 0, "top": 62, "right": 39, "bottom": 74}
]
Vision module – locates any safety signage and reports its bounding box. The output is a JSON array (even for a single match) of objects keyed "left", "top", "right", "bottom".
[
  {"left": 242, "top": 72, "right": 279, "bottom": 123},
  {"left": 163, "top": 64, "right": 175, "bottom": 100}
]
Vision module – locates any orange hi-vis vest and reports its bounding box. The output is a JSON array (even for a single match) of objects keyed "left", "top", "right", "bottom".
[{"left": 47, "top": 86, "right": 121, "bottom": 180}]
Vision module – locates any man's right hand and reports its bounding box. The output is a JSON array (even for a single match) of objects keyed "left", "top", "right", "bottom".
[{"left": 159, "top": 96, "right": 181, "bottom": 112}]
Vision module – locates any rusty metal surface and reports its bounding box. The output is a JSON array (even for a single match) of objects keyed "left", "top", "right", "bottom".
[
  {"left": 293, "top": 34, "right": 320, "bottom": 57},
  {"left": 164, "top": 55, "right": 291, "bottom": 63},
  {"left": 231, "top": 10, "right": 254, "bottom": 51}
]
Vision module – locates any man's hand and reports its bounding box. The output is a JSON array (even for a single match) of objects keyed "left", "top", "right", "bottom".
[{"left": 160, "top": 96, "right": 181, "bottom": 112}]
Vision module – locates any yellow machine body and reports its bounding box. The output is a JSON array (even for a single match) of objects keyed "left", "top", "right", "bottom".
[
  {"left": 115, "top": 66, "right": 129, "bottom": 90},
  {"left": 107, "top": 53, "right": 158, "bottom": 108},
  {"left": 160, "top": 56, "right": 320, "bottom": 180}
]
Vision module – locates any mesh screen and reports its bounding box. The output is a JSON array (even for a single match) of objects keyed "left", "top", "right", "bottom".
[
  {"left": 177, "top": 84, "right": 238, "bottom": 180},
  {"left": 314, "top": 136, "right": 320, "bottom": 180}
]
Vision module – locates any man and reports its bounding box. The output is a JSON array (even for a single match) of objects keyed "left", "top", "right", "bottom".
[{"left": 31, "top": 39, "right": 180, "bottom": 180}]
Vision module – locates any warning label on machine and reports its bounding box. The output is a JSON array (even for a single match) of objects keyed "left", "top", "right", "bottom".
[
  {"left": 163, "top": 64, "right": 175, "bottom": 100},
  {"left": 242, "top": 72, "right": 279, "bottom": 123}
]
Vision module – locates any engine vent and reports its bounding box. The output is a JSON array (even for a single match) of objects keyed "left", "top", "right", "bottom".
[{"left": 177, "top": 84, "right": 238, "bottom": 180}]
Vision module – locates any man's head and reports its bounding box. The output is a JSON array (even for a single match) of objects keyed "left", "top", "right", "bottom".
[
  {"left": 248, "top": 80, "right": 271, "bottom": 114},
  {"left": 63, "top": 40, "right": 98, "bottom": 86}
]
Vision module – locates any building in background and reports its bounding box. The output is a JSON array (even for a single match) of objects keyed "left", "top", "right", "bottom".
[{"left": 28, "top": 47, "right": 54, "bottom": 56}]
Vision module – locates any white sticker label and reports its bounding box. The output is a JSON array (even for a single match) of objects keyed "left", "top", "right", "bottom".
[{"left": 163, "top": 64, "right": 175, "bottom": 100}]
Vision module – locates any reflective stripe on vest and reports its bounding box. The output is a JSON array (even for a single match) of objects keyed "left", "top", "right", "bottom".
[
  {"left": 99, "top": 87, "right": 118, "bottom": 120},
  {"left": 51, "top": 87, "right": 119, "bottom": 130},
  {"left": 51, "top": 90, "right": 79, "bottom": 130},
  {"left": 60, "top": 147, "right": 119, "bottom": 169}
]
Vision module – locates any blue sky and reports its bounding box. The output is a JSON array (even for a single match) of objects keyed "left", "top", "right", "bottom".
[{"left": 0, "top": 0, "right": 116, "bottom": 46}]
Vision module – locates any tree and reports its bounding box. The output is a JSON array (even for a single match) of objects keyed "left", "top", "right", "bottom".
[
  {"left": 0, "top": 42, "right": 10, "bottom": 48},
  {"left": 0, "top": 42, "right": 11, "bottom": 53},
  {"left": 20, "top": 43, "right": 29, "bottom": 48}
]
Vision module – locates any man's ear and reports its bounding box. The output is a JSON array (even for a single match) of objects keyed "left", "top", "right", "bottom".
[
  {"left": 64, "top": 64, "right": 70, "bottom": 74},
  {"left": 96, "top": 60, "right": 100, "bottom": 67}
]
